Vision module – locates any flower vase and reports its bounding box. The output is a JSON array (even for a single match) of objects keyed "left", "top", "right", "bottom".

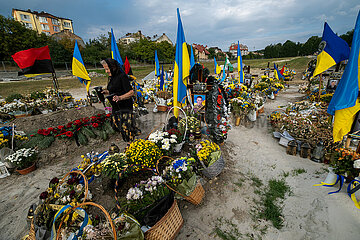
[
  {"left": 174, "top": 142, "right": 184, "bottom": 153},
  {"left": 235, "top": 116, "right": 241, "bottom": 126},
  {"left": 247, "top": 109, "right": 257, "bottom": 122},
  {"left": 16, "top": 162, "right": 37, "bottom": 175}
]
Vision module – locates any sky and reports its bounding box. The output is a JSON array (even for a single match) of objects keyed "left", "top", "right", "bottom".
[{"left": 1, "top": 0, "right": 360, "bottom": 51}]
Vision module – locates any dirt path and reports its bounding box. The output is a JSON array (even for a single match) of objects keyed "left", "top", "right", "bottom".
[
  {"left": 177, "top": 86, "right": 360, "bottom": 240},
  {"left": 1, "top": 85, "right": 360, "bottom": 240}
]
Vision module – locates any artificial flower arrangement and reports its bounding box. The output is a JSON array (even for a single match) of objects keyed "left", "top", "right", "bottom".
[
  {"left": 194, "top": 140, "right": 221, "bottom": 168},
  {"left": 331, "top": 148, "right": 360, "bottom": 179},
  {"left": 101, "top": 153, "right": 128, "bottom": 179},
  {"left": 125, "top": 139, "right": 163, "bottom": 169},
  {"left": 76, "top": 151, "right": 105, "bottom": 180},
  {"left": 162, "top": 157, "right": 198, "bottom": 197},
  {"left": 23, "top": 113, "right": 115, "bottom": 149},
  {"left": 148, "top": 130, "right": 178, "bottom": 155},
  {"left": 35, "top": 173, "right": 92, "bottom": 231},
  {"left": 4, "top": 148, "right": 37, "bottom": 170},
  {"left": 179, "top": 116, "right": 200, "bottom": 134}
]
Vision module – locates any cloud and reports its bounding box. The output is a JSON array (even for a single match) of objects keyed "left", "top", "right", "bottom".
[{"left": 0, "top": 0, "right": 359, "bottom": 50}]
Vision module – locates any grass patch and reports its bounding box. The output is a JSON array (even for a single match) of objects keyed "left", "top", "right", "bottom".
[
  {"left": 213, "top": 217, "right": 244, "bottom": 240},
  {"left": 291, "top": 168, "right": 307, "bottom": 176},
  {"left": 250, "top": 176, "right": 263, "bottom": 188},
  {"left": 233, "top": 178, "right": 244, "bottom": 188},
  {"left": 259, "top": 179, "right": 290, "bottom": 229},
  {"left": 282, "top": 171, "right": 290, "bottom": 178}
]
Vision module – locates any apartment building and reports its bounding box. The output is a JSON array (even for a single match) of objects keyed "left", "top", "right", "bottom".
[{"left": 12, "top": 8, "right": 74, "bottom": 36}]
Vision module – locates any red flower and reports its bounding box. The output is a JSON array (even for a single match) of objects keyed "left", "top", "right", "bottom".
[
  {"left": 30, "top": 134, "right": 34, "bottom": 137},
  {"left": 106, "top": 113, "right": 111, "bottom": 117},
  {"left": 47, "top": 127, "right": 54, "bottom": 132},
  {"left": 83, "top": 118, "right": 89, "bottom": 123},
  {"left": 67, "top": 122, "right": 73, "bottom": 128},
  {"left": 74, "top": 120, "right": 82, "bottom": 126},
  {"left": 39, "top": 191, "right": 48, "bottom": 200},
  {"left": 60, "top": 128, "right": 66, "bottom": 133},
  {"left": 43, "top": 129, "right": 50, "bottom": 136},
  {"left": 97, "top": 114, "right": 102, "bottom": 117},
  {"left": 217, "top": 95, "right": 223, "bottom": 105},
  {"left": 58, "top": 125, "right": 64, "bottom": 129},
  {"left": 217, "top": 115, "right": 221, "bottom": 121},
  {"left": 92, "top": 123, "right": 99, "bottom": 128},
  {"left": 37, "top": 129, "right": 44, "bottom": 135},
  {"left": 65, "top": 131, "right": 74, "bottom": 138}
]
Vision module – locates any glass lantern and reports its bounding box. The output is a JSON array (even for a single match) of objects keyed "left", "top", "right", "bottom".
[{"left": 312, "top": 141, "right": 325, "bottom": 163}]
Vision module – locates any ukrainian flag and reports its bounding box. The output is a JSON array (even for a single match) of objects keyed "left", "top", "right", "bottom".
[
  {"left": 313, "top": 22, "right": 350, "bottom": 77},
  {"left": 160, "top": 65, "right": 165, "bottom": 91},
  {"left": 72, "top": 40, "right": 91, "bottom": 92},
  {"left": 328, "top": 11, "right": 360, "bottom": 142},
  {"left": 237, "top": 41, "right": 244, "bottom": 83},
  {"left": 190, "top": 45, "right": 195, "bottom": 69},
  {"left": 274, "top": 63, "right": 284, "bottom": 80},
  {"left": 155, "top": 50, "right": 160, "bottom": 78},
  {"left": 111, "top": 28, "right": 123, "bottom": 66},
  {"left": 173, "top": 8, "right": 190, "bottom": 117},
  {"left": 214, "top": 57, "right": 221, "bottom": 75}
]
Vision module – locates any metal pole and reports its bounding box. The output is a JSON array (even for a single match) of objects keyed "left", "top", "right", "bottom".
[
  {"left": 1, "top": 61, "right": 6, "bottom": 72},
  {"left": 318, "top": 73, "right": 322, "bottom": 102},
  {"left": 65, "top": 62, "right": 68, "bottom": 71}
]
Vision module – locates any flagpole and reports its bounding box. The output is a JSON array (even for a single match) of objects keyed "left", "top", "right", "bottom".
[{"left": 318, "top": 73, "right": 322, "bottom": 102}]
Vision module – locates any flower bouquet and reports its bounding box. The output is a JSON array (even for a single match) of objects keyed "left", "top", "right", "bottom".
[
  {"left": 331, "top": 148, "right": 360, "bottom": 179},
  {"left": 161, "top": 156, "right": 204, "bottom": 205},
  {"left": 4, "top": 148, "right": 37, "bottom": 174},
  {"left": 148, "top": 130, "right": 178, "bottom": 155},
  {"left": 34, "top": 171, "right": 92, "bottom": 237},
  {"left": 167, "top": 128, "right": 185, "bottom": 152},
  {"left": 125, "top": 139, "right": 163, "bottom": 169},
  {"left": 194, "top": 140, "right": 225, "bottom": 179},
  {"left": 101, "top": 153, "right": 128, "bottom": 180}
]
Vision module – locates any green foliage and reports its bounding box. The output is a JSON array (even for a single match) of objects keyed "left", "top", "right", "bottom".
[
  {"left": 77, "top": 131, "right": 88, "bottom": 146},
  {"left": 30, "top": 91, "right": 46, "bottom": 100},
  {"left": 81, "top": 127, "right": 96, "bottom": 139},
  {"left": 5, "top": 93, "right": 24, "bottom": 102}
]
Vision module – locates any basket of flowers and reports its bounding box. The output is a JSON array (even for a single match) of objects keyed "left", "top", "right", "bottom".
[
  {"left": 167, "top": 128, "right": 185, "bottom": 153},
  {"left": 157, "top": 156, "right": 205, "bottom": 205},
  {"left": 115, "top": 167, "right": 183, "bottom": 240},
  {"left": 55, "top": 202, "right": 117, "bottom": 240},
  {"left": 4, "top": 148, "right": 38, "bottom": 175},
  {"left": 195, "top": 140, "right": 224, "bottom": 179},
  {"left": 28, "top": 171, "right": 91, "bottom": 240}
]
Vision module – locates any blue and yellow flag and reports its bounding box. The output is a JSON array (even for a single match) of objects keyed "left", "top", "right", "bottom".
[
  {"left": 72, "top": 40, "right": 91, "bottom": 92},
  {"left": 214, "top": 57, "right": 221, "bottom": 75},
  {"left": 111, "top": 28, "right": 123, "bottom": 66},
  {"left": 274, "top": 63, "right": 284, "bottom": 80},
  {"left": 173, "top": 8, "right": 190, "bottom": 117},
  {"left": 160, "top": 65, "right": 165, "bottom": 91},
  {"left": 221, "top": 57, "right": 227, "bottom": 82},
  {"left": 328, "top": 11, "right": 360, "bottom": 142},
  {"left": 155, "top": 50, "right": 160, "bottom": 78},
  {"left": 237, "top": 41, "right": 244, "bottom": 83},
  {"left": 190, "top": 45, "right": 195, "bottom": 69},
  {"left": 313, "top": 22, "right": 350, "bottom": 76}
]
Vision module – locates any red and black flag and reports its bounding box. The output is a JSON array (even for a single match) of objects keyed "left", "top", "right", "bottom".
[
  {"left": 124, "top": 56, "right": 133, "bottom": 75},
  {"left": 12, "top": 46, "right": 55, "bottom": 77}
]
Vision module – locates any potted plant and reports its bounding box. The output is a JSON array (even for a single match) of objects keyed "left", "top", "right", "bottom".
[
  {"left": 4, "top": 148, "right": 38, "bottom": 174},
  {"left": 147, "top": 130, "right": 178, "bottom": 155},
  {"left": 330, "top": 148, "right": 360, "bottom": 180},
  {"left": 125, "top": 139, "right": 163, "bottom": 169},
  {"left": 167, "top": 128, "right": 184, "bottom": 152},
  {"left": 194, "top": 140, "right": 225, "bottom": 179}
]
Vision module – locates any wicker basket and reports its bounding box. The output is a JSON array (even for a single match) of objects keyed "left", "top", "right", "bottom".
[
  {"left": 156, "top": 156, "right": 205, "bottom": 205},
  {"left": 157, "top": 105, "right": 168, "bottom": 112},
  {"left": 56, "top": 202, "right": 117, "bottom": 240},
  {"left": 27, "top": 171, "right": 89, "bottom": 240},
  {"left": 201, "top": 154, "right": 225, "bottom": 179},
  {"left": 144, "top": 200, "right": 183, "bottom": 240}
]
